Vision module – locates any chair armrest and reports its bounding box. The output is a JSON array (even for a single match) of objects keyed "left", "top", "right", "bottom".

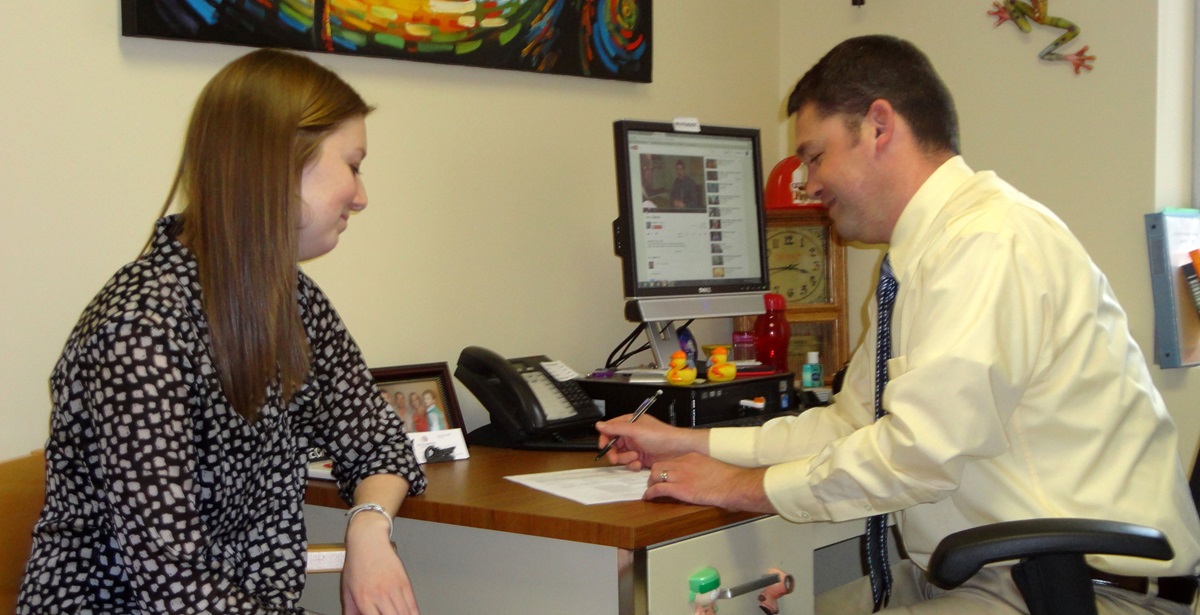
[{"left": 928, "top": 518, "right": 1174, "bottom": 588}]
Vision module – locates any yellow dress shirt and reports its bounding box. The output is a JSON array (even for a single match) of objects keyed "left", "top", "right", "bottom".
[{"left": 710, "top": 157, "right": 1200, "bottom": 577}]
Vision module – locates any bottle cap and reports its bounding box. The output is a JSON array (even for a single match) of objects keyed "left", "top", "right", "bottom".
[
  {"left": 806, "top": 351, "right": 820, "bottom": 363},
  {"left": 764, "top": 293, "right": 786, "bottom": 310}
]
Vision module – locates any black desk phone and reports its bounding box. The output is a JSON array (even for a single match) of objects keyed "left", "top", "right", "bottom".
[{"left": 454, "top": 346, "right": 603, "bottom": 451}]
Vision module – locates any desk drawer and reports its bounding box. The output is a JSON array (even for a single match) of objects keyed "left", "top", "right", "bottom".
[{"left": 645, "top": 516, "right": 815, "bottom": 615}]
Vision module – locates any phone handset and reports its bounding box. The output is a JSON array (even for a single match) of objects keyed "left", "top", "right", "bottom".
[
  {"left": 514, "top": 364, "right": 580, "bottom": 422},
  {"left": 454, "top": 346, "right": 603, "bottom": 450}
]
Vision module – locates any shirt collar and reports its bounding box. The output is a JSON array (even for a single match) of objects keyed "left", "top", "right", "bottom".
[
  {"left": 887, "top": 156, "right": 975, "bottom": 280},
  {"left": 145, "top": 215, "right": 203, "bottom": 311},
  {"left": 146, "top": 214, "right": 313, "bottom": 314}
]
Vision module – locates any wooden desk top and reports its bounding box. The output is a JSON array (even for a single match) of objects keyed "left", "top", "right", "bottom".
[{"left": 305, "top": 446, "right": 763, "bottom": 551}]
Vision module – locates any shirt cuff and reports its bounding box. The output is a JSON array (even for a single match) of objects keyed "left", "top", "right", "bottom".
[
  {"left": 708, "top": 427, "right": 762, "bottom": 467},
  {"left": 711, "top": 427, "right": 839, "bottom": 523},
  {"left": 763, "top": 460, "right": 831, "bottom": 523}
]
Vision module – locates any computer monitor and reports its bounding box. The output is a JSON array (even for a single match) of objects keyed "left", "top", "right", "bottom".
[{"left": 612, "top": 119, "right": 769, "bottom": 366}]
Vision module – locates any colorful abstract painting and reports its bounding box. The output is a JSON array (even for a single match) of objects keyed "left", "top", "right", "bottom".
[{"left": 121, "top": 0, "right": 652, "bottom": 82}]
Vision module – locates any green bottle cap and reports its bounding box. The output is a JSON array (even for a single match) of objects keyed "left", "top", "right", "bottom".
[{"left": 689, "top": 566, "right": 721, "bottom": 594}]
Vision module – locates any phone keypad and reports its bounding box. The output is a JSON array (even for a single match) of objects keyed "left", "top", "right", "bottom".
[{"left": 561, "top": 382, "right": 595, "bottom": 410}]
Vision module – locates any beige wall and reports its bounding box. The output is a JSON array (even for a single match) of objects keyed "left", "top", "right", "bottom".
[
  {"left": 780, "top": 0, "right": 1199, "bottom": 462},
  {"left": 0, "top": 2, "right": 780, "bottom": 458},
  {"left": 1, "top": 1, "right": 1197, "bottom": 466}
]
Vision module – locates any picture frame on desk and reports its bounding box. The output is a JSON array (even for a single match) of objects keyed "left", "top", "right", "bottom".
[
  {"left": 308, "top": 362, "right": 469, "bottom": 479},
  {"left": 372, "top": 362, "right": 469, "bottom": 464},
  {"left": 372, "top": 362, "right": 465, "bottom": 433}
]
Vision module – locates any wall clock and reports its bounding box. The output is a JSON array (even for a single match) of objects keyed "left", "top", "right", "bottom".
[
  {"left": 768, "top": 225, "right": 830, "bottom": 304},
  {"left": 764, "top": 207, "right": 849, "bottom": 385}
]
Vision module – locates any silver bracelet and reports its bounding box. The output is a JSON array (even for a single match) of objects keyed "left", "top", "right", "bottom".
[{"left": 346, "top": 502, "right": 393, "bottom": 532}]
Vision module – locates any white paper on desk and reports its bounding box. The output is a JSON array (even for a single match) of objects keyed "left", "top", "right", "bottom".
[{"left": 505, "top": 466, "right": 651, "bottom": 505}]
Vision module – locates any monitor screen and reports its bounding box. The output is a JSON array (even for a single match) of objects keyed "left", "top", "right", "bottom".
[{"left": 612, "top": 119, "right": 768, "bottom": 323}]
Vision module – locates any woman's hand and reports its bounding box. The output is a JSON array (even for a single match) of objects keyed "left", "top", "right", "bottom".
[{"left": 341, "top": 510, "right": 419, "bottom": 614}]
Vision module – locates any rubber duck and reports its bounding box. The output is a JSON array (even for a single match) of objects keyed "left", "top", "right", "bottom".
[
  {"left": 666, "top": 350, "right": 698, "bottom": 385},
  {"left": 706, "top": 346, "right": 737, "bottom": 382}
]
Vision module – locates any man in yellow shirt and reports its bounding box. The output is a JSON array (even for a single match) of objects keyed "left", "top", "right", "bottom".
[{"left": 597, "top": 35, "right": 1200, "bottom": 614}]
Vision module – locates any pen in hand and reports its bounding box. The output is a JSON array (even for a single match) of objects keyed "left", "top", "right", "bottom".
[{"left": 595, "top": 388, "right": 663, "bottom": 461}]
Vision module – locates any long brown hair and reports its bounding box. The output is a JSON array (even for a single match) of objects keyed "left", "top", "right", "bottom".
[{"left": 153, "top": 49, "right": 373, "bottom": 421}]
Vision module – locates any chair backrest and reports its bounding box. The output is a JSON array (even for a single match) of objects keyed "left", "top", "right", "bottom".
[
  {"left": 0, "top": 450, "right": 46, "bottom": 612},
  {"left": 0, "top": 448, "right": 344, "bottom": 611}
]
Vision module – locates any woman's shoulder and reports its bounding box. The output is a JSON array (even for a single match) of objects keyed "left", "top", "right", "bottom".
[{"left": 70, "top": 255, "right": 199, "bottom": 344}]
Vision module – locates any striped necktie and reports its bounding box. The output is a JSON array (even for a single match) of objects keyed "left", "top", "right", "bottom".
[{"left": 866, "top": 254, "right": 898, "bottom": 611}]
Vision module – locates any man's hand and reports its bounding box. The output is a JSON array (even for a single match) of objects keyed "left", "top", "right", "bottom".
[
  {"left": 597, "top": 415, "right": 775, "bottom": 513},
  {"left": 342, "top": 508, "right": 419, "bottom": 614},
  {"left": 643, "top": 452, "right": 776, "bottom": 513},
  {"left": 595, "top": 413, "right": 707, "bottom": 470}
]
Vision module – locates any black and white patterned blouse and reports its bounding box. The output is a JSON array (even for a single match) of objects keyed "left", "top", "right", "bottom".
[{"left": 19, "top": 216, "right": 426, "bottom": 614}]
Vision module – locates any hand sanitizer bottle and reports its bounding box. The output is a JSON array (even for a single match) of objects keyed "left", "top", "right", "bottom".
[{"left": 801, "top": 352, "right": 823, "bottom": 388}]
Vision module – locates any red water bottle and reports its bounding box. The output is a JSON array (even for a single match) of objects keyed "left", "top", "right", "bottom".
[{"left": 754, "top": 293, "right": 791, "bottom": 373}]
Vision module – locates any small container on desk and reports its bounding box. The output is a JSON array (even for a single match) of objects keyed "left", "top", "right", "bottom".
[
  {"left": 731, "top": 315, "right": 757, "bottom": 362},
  {"left": 801, "top": 351, "right": 823, "bottom": 388}
]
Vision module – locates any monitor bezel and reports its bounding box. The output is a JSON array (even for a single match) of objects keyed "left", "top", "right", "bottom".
[{"left": 612, "top": 119, "right": 771, "bottom": 305}]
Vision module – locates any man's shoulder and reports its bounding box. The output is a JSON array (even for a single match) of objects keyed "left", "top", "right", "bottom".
[{"left": 945, "top": 171, "right": 1067, "bottom": 234}]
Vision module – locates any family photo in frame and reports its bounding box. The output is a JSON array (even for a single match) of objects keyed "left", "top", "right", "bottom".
[
  {"left": 309, "top": 362, "right": 469, "bottom": 478},
  {"left": 372, "top": 363, "right": 464, "bottom": 433},
  {"left": 372, "top": 362, "right": 469, "bottom": 464}
]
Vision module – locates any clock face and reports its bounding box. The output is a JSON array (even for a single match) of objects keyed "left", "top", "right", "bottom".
[{"left": 767, "top": 226, "right": 830, "bottom": 304}]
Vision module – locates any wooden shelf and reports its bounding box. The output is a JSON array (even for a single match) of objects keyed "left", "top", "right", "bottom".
[{"left": 765, "top": 207, "right": 850, "bottom": 382}]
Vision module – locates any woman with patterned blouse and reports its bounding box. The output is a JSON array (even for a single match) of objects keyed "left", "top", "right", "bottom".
[{"left": 18, "top": 49, "right": 427, "bottom": 614}]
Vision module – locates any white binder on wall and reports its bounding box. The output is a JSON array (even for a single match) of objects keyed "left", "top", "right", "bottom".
[{"left": 1145, "top": 210, "right": 1200, "bottom": 368}]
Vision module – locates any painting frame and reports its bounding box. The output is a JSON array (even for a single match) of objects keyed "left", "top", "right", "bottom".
[
  {"left": 120, "top": 0, "right": 653, "bottom": 83},
  {"left": 372, "top": 362, "right": 465, "bottom": 434}
]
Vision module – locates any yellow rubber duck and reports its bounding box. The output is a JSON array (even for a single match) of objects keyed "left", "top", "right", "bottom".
[
  {"left": 666, "top": 350, "right": 698, "bottom": 385},
  {"left": 706, "top": 346, "right": 737, "bottom": 382}
]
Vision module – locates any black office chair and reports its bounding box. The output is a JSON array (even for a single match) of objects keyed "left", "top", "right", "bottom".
[
  {"left": 926, "top": 450, "right": 1200, "bottom": 615},
  {"left": 825, "top": 366, "right": 1196, "bottom": 614},
  {"left": 928, "top": 518, "right": 1174, "bottom": 615}
]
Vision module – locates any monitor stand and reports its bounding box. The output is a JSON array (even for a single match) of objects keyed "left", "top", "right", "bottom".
[
  {"left": 644, "top": 320, "right": 681, "bottom": 369},
  {"left": 626, "top": 295, "right": 766, "bottom": 368}
]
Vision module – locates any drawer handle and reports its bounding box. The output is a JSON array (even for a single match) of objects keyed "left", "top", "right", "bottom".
[
  {"left": 718, "top": 572, "right": 785, "bottom": 600},
  {"left": 689, "top": 567, "right": 795, "bottom": 613},
  {"left": 757, "top": 568, "right": 796, "bottom": 615}
]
